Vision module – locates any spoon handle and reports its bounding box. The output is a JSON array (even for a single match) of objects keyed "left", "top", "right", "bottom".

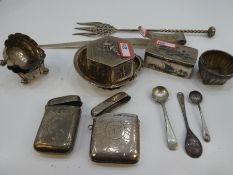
[
  {"left": 198, "top": 104, "right": 211, "bottom": 142},
  {"left": 177, "top": 92, "right": 190, "bottom": 129},
  {"left": 161, "top": 104, "right": 178, "bottom": 150}
]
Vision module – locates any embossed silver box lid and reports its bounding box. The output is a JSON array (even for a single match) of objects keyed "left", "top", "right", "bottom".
[
  {"left": 144, "top": 39, "right": 198, "bottom": 78},
  {"left": 86, "top": 36, "right": 135, "bottom": 84}
]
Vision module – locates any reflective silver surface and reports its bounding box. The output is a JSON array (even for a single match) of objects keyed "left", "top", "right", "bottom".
[
  {"left": 89, "top": 92, "right": 140, "bottom": 164},
  {"left": 73, "top": 46, "right": 143, "bottom": 90},
  {"left": 39, "top": 38, "right": 151, "bottom": 49},
  {"left": 73, "top": 22, "right": 216, "bottom": 38},
  {"left": 91, "top": 92, "right": 131, "bottom": 117},
  {"left": 1, "top": 33, "right": 48, "bottom": 83},
  {"left": 146, "top": 31, "right": 186, "bottom": 45},
  {"left": 189, "top": 91, "right": 211, "bottom": 142},
  {"left": 152, "top": 86, "right": 178, "bottom": 150},
  {"left": 177, "top": 92, "right": 203, "bottom": 158},
  {"left": 90, "top": 113, "right": 140, "bottom": 164},
  {"left": 86, "top": 36, "right": 135, "bottom": 84},
  {"left": 34, "top": 95, "right": 82, "bottom": 153},
  {"left": 198, "top": 50, "right": 233, "bottom": 85},
  {"left": 144, "top": 41, "right": 198, "bottom": 78}
]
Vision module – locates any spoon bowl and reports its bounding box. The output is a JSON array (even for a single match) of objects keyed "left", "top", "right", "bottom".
[
  {"left": 185, "top": 129, "right": 203, "bottom": 158},
  {"left": 177, "top": 92, "right": 203, "bottom": 158},
  {"left": 189, "top": 91, "right": 203, "bottom": 104},
  {"left": 189, "top": 90, "right": 211, "bottom": 142},
  {"left": 152, "top": 86, "right": 178, "bottom": 150},
  {"left": 152, "top": 86, "right": 169, "bottom": 104}
]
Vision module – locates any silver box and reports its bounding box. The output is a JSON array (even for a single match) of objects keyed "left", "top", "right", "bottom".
[{"left": 144, "top": 40, "right": 198, "bottom": 78}]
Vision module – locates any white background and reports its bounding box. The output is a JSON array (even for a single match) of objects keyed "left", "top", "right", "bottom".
[{"left": 0, "top": 0, "right": 233, "bottom": 174}]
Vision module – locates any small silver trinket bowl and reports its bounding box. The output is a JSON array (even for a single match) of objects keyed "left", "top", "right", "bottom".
[
  {"left": 0, "top": 33, "right": 48, "bottom": 84},
  {"left": 198, "top": 50, "right": 233, "bottom": 85}
]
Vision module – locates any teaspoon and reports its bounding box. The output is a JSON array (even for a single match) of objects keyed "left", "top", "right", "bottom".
[
  {"left": 152, "top": 86, "right": 178, "bottom": 150},
  {"left": 189, "top": 91, "right": 211, "bottom": 142},
  {"left": 177, "top": 92, "right": 203, "bottom": 158}
]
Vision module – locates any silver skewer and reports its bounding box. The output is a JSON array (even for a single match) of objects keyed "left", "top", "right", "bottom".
[{"left": 39, "top": 38, "right": 150, "bottom": 49}]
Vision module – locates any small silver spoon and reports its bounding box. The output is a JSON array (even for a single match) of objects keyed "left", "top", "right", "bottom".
[
  {"left": 152, "top": 86, "right": 178, "bottom": 150},
  {"left": 177, "top": 92, "right": 202, "bottom": 158},
  {"left": 189, "top": 91, "right": 211, "bottom": 142}
]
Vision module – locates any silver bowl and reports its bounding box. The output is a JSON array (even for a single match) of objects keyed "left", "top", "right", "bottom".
[
  {"left": 0, "top": 33, "right": 48, "bottom": 83},
  {"left": 198, "top": 50, "right": 233, "bottom": 85}
]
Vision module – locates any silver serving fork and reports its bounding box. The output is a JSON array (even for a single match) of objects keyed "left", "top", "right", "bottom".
[{"left": 73, "top": 22, "right": 216, "bottom": 38}]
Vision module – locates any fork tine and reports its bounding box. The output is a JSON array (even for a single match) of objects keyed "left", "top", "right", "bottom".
[
  {"left": 76, "top": 22, "right": 102, "bottom": 26},
  {"left": 74, "top": 27, "right": 96, "bottom": 32},
  {"left": 72, "top": 32, "right": 97, "bottom": 36}
]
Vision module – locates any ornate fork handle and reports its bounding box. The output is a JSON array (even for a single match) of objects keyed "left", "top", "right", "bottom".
[{"left": 74, "top": 22, "right": 216, "bottom": 38}]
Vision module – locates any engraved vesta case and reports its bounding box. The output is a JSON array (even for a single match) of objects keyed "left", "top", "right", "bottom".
[
  {"left": 0, "top": 33, "right": 49, "bottom": 83},
  {"left": 89, "top": 92, "right": 140, "bottom": 164},
  {"left": 34, "top": 95, "right": 82, "bottom": 153}
]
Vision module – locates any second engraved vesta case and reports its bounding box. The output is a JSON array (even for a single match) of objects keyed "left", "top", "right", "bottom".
[{"left": 89, "top": 92, "right": 140, "bottom": 164}]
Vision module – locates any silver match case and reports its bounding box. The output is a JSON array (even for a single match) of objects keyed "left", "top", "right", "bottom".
[{"left": 89, "top": 92, "right": 140, "bottom": 164}]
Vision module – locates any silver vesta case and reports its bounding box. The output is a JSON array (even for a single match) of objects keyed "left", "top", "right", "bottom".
[
  {"left": 144, "top": 39, "right": 198, "bottom": 78},
  {"left": 90, "top": 113, "right": 140, "bottom": 163},
  {"left": 34, "top": 95, "right": 82, "bottom": 153},
  {"left": 89, "top": 92, "right": 140, "bottom": 164}
]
